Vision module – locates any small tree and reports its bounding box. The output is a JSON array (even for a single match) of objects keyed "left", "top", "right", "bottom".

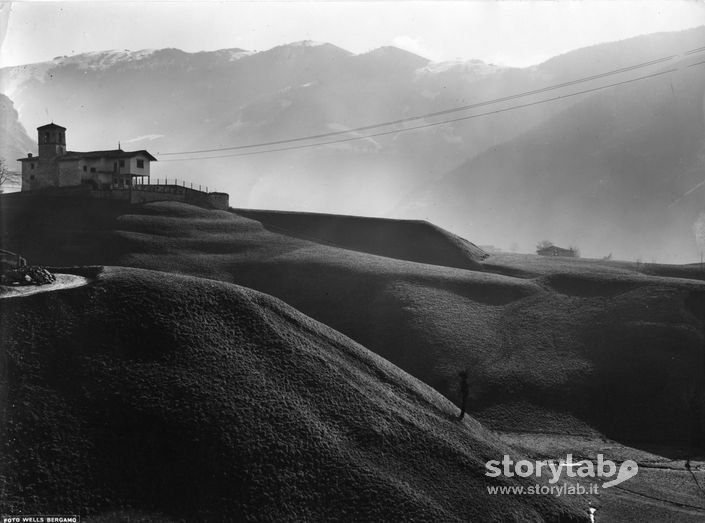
[{"left": 0, "top": 159, "right": 10, "bottom": 188}]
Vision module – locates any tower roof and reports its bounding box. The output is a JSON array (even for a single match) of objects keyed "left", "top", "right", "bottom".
[{"left": 37, "top": 123, "right": 67, "bottom": 131}]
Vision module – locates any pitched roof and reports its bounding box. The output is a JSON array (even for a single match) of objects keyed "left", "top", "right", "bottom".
[
  {"left": 17, "top": 149, "right": 157, "bottom": 162},
  {"left": 37, "top": 123, "right": 67, "bottom": 130},
  {"left": 59, "top": 149, "right": 158, "bottom": 161}
]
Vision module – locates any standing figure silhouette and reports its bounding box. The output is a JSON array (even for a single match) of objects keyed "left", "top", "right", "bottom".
[{"left": 458, "top": 370, "right": 469, "bottom": 419}]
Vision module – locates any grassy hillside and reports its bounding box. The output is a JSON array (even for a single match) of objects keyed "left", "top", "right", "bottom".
[
  {"left": 3, "top": 199, "right": 705, "bottom": 448},
  {"left": 234, "top": 208, "right": 487, "bottom": 269},
  {"left": 0, "top": 267, "right": 588, "bottom": 522}
]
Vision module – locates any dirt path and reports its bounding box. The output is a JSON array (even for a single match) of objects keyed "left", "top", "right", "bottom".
[{"left": 0, "top": 273, "right": 90, "bottom": 298}]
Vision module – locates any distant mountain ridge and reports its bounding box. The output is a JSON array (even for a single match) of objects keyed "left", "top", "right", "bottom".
[{"left": 0, "top": 41, "right": 515, "bottom": 211}]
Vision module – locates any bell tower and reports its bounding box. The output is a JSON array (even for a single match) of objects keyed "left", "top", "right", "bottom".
[{"left": 37, "top": 123, "right": 66, "bottom": 160}]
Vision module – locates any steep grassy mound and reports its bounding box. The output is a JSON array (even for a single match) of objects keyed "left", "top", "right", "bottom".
[
  {"left": 0, "top": 267, "right": 587, "bottom": 522},
  {"left": 235, "top": 208, "right": 487, "bottom": 270}
]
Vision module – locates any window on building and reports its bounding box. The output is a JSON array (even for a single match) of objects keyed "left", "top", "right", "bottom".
[
  {"left": 119, "top": 160, "right": 126, "bottom": 168},
  {"left": 30, "top": 175, "right": 35, "bottom": 180},
  {"left": 44, "top": 132, "right": 50, "bottom": 143},
  {"left": 113, "top": 178, "right": 118, "bottom": 186},
  {"left": 90, "top": 167, "right": 96, "bottom": 173},
  {"left": 30, "top": 163, "right": 35, "bottom": 170},
  {"left": 83, "top": 165, "right": 87, "bottom": 172},
  {"left": 136, "top": 159, "right": 144, "bottom": 169}
]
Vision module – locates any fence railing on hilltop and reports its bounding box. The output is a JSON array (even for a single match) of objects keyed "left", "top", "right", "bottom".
[
  {"left": 133, "top": 178, "right": 211, "bottom": 194},
  {"left": 0, "top": 180, "right": 230, "bottom": 210},
  {"left": 126, "top": 178, "right": 229, "bottom": 209}
]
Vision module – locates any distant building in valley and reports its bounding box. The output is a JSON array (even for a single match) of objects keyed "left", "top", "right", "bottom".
[
  {"left": 536, "top": 244, "right": 578, "bottom": 257},
  {"left": 17, "top": 123, "right": 156, "bottom": 191}
]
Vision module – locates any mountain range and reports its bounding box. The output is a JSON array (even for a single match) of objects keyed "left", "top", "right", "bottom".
[{"left": 1, "top": 27, "right": 704, "bottom": 261}]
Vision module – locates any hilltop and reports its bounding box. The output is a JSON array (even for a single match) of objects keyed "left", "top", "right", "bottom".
[{"left": 0, "top": 266, "right": 588, "bottom": 522}]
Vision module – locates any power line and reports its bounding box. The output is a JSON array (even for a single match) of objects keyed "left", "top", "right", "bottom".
[
  {"left": 159, "top": 68, "right": 678, "bottom": 162},
  {"left": 157, "top": 46, "right": 703, "bottom": 158},
  {"left": 157, "top": 55, "right": 674, "bottom": 156},
  {"left": 686, "top": 45, "right": 705, "bottom": 55}
]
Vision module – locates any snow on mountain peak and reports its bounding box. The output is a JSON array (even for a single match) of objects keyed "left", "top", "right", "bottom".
[
  {"left": 416, "top": 59, "right": 505, "bottom": 80},
  {"left": 289, "top": 40, "right": 327, "bottom": 47},
  {"left": 52, "top": 49, "right": 159, "bottom": 70},
  {"left": 224, "top": 49, "right": 255, "bottom": 61}
]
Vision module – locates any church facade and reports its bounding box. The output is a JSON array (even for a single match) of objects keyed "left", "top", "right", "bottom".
[{"left": 17, "top": 123, "right": 157, "bottom": 192}]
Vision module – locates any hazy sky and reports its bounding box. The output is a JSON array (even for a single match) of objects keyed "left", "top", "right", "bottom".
[{"left": 1, "top": 1, "right": 704, "bottom": 68}]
